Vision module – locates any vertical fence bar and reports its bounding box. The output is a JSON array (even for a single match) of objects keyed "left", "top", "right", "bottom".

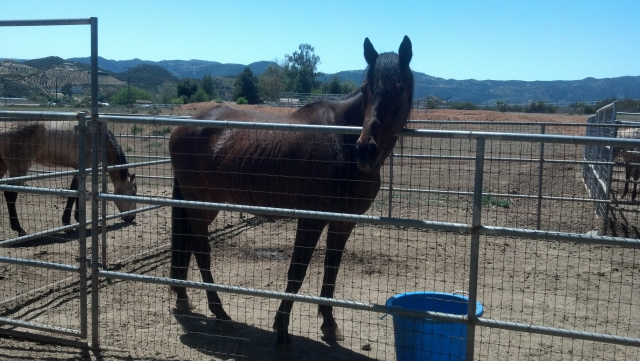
[
  {"left": 77, "top": 112, "right": 88, "bottom": 339},
  {"left": 536, "top": 124, "right": 546, "bottom": 229},
  {"left": 466, "top": 138, "right": 485, "bottom": 360},
  {"left": 602, "top": 102, "right": 616, "bottom": 234},
  {"left": 89, "top": 16, "right": 100, "bottom": 349},
  {"left": 100, "top": 123, "right": 109, "bottom": 269}
]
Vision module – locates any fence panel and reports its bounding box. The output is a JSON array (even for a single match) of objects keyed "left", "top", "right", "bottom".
[
  {"left": 0, "top": 111, "right": 89, "bottom": 344},
  {"left": 1, "top": 111, "right": 640, "bottom": 360}
]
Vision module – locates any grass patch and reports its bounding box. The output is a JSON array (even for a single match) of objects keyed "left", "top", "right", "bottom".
[
  {"left": 130, "top": 125, "right": 144, "bottom": 135},
  {"left": 481, "top": 195, "right": 510, "bottom": 208},
  {"left": 151, "top": 127, "right": 172, "bottom": 136}
]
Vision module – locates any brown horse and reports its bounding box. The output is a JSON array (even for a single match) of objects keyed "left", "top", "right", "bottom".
[
  {"left": 169, "top": 36, "right": 413, "bottom": 351},
  {"left": 0, "top": 118, "right": 137, "bottom": 236},
  {"left": 616, "top": 128, "right": 640, "bottom": 200}
]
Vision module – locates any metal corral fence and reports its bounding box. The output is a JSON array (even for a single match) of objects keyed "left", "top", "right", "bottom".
[
  {"left": 583, "top": 103, "right": 640, "bottom": 236},
  {"left": 1, "top": 108, "right": 639, "bottom": 360}
]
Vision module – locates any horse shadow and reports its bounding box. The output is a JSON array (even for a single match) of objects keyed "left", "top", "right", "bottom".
[{"left": 173, "top": 310, "right": 376, "bottom": 361}]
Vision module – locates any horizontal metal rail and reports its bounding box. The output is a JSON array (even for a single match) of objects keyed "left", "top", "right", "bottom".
[
  {"left": 0, "top": 184, "right": 76, "bottom": 197},
  {"left": 0, "top": 316, "right": 82, "bottom": 337},
  {"left": 0, "top": 255, "right": 80, "bottom": 273},
  {"left": 99, "top": 114, "right": 640, "bottom": 148},
  {"left": 100, "top": 193, "right": 640, "bottom": 249},
  {"left": 409, "top": 120, "right": 590, "bottom": 127},
  {"left": 0, "top": 19, "right": 93, "bottom": 26},
  {"left": 392, "top": 187, "right": 613, "bottom": 205}
]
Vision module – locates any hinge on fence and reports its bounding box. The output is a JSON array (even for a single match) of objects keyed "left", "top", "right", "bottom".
[{"left": 77, "top": 257, "right": 101, "bottom": 269}]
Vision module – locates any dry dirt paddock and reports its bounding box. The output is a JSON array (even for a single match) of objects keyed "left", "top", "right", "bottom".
[{"left": 0, "top": 104, "right": 639, "bottom": 360}]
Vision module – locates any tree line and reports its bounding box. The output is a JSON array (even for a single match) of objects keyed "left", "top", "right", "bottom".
[{"left": 109, "top": 43, "right": 357, "bottom": 106}]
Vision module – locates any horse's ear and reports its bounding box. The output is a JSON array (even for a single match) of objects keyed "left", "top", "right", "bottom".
[
  {"left": 364, "top": 37, "right": 378, "bottom": 66},
  {"left": 398, "top": 35, "right": 412, "bottom": 69}
]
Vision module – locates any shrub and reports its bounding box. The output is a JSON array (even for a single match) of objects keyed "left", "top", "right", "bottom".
[{"left": 236, "top": 97, "right": 248, "bottom": 105}]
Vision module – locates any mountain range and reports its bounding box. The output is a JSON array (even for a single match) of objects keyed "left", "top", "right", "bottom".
[{"left": 10, "top": 56, "right": 640, "bottom": 105}]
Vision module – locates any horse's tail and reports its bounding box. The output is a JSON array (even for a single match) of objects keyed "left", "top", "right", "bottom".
[{"left": 170, "top": 176, "right": 193, "bottom": 291}]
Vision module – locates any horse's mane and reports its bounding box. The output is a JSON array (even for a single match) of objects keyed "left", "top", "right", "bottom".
[{"left": 104, "top": 128, "right": 130, "bottom": 180}]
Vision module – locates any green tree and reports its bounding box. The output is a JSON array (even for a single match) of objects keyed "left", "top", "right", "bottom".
[
  {"left": 341, "top": 80, "right": 357, "bottom": 94},
  {"left": 176, "top": 78, "right": 199, "bottom": 103},
  {"left": 110, "top": 86, "right": 153, "bottom": 105},
  {"left": 158, "top": 81, "right": 177, "bottom": 104},
  {"left": 202, "top": 74, "right": 217, "bottom": 99},
  {"left": 324, "top": 76, "right": 342, "bottom": 94},
  {"left": 60, "top": 83, "right": 73, "bottom": 97},
  {"left": 258, "top": 65, "right": 285, "bottom": 102},
  {"left": 233, "top": 67, "right": 260, "bottom": 104},
  {"left": 190, "top": 88, "right": 209, "bottom": 103},
  {"left": 283, "top": 44, "right": 321, "bottom": 93}
]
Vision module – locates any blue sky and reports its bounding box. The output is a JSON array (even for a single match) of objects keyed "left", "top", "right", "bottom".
[{"left": 2, "top": 1, "right": 638, "bottom": 81}]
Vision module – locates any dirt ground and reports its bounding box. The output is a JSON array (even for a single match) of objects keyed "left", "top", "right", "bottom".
[{"left": 1, "top": 103, "right": 638, "bottom": 360}]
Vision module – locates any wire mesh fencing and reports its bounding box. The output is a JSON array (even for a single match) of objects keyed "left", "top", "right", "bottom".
[{"left": 1, "top": 112, "right": 639, "bottom": 360}]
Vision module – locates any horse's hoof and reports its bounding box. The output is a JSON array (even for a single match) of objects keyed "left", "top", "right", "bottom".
[
  {"left": 275, "top": 344, "right": 300, "bottom": 360},
  {"left": 321, "top": 325, "right": 345, "bottom": 341},
  {"left": 18, "top": 231, "right": 28, "bottom": 237},
  {"left": 175, "top": 298, "right": 194, "bottom": 312}
]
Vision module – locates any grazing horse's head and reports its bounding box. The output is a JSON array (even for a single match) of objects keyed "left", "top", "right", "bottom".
[
  {"left": 112, "top": 170, "right": 137, "bottom": 222},
  {"left": 355, "top": 36, "right": 414, "bottom": 173},
  {"left": 105, "top": 129, "right": 138, "bottom": 222}
]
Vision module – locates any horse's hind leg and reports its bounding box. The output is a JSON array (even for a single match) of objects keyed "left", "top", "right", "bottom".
[
  {"left": 192, "top": 223, "right": 231, "bottom": 323},
  {"left": 170, "top": 180, "right": 195, "bottom": 311},
  {"left": 62, "top": 176, "right": 79, "bottom": 227},
  {"left": 318, "top": 221, "right": 354, "bottom": 342},
  {"left": 3, "top": 191, "right": 27, "bottom": 237}
]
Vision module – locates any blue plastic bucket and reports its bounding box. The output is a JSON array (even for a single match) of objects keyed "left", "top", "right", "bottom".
[{"left": 386, "top": 292, "right": 483, "bottom": 361}]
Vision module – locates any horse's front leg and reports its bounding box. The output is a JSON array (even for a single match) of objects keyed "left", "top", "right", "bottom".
[
  {"left": 274, "top": 218, "right": 326, "bottom": 349},
  {"left": 3, "top": 191, "right": 27, "bottom": 236},
  {"left": 318, "top": 221, "right": 354, "bottom": 342},
  {"left": 62, "top": 176, "right": 79, "bottom": 227}
]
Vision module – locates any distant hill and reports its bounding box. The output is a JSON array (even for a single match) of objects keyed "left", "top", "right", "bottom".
[
  {"left": 5, "top": 55, "right": 640, "bottom": 105},
  {"left": 68, "top": 57, "right": 278, "bottom": 79},
  {"left": 112, "top": 63, "right": 178, "bottom": 92},
  {"left": 327, "top": 71, "right": 640, "bottom": 105}
]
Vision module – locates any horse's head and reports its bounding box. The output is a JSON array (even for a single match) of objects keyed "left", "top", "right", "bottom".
[
  {"left": 355, "top": 36, "right": 414, "bottom": 173},
  {"left": 112, "top": 171, "right": 137, "bottom": 222}
]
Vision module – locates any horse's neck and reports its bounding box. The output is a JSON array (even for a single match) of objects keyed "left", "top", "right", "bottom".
[{"left": 336, "top": 93, "right": 365, "bottom": 127}]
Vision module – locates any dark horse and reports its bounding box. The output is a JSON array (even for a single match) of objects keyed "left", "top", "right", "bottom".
[
  {"left": 0, "top": 117, "right": 137, "bottom": 236},
  {"left": 169, "top": 36, "right": 413, "bottom": 351}
]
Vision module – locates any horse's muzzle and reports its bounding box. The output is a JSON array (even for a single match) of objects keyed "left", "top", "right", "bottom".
[
  {"left": 355, "top": 138, "right": 380, "bottom": 172},
  {"left": 120, "top": 213, "right": 136, "bottom": 223}
]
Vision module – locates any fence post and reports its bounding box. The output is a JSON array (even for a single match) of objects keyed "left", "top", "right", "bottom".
[
  {"left": 602, "top": 102, "right": 617, "bottom": 234},
  {"left": 77, "top": 112, "right": 89, "bottom": 340},
  {"left": 89, "top": 16, "right": 101, "bottom": 350},
  {"left": 536, "top": 125, "right": 546, "bottom": 230},
  {"left": 90, "top": 111, "right": 101, "bottom": 349},
  {"left": 466, "top": 138, "right": 485, "bottom": 360}
]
